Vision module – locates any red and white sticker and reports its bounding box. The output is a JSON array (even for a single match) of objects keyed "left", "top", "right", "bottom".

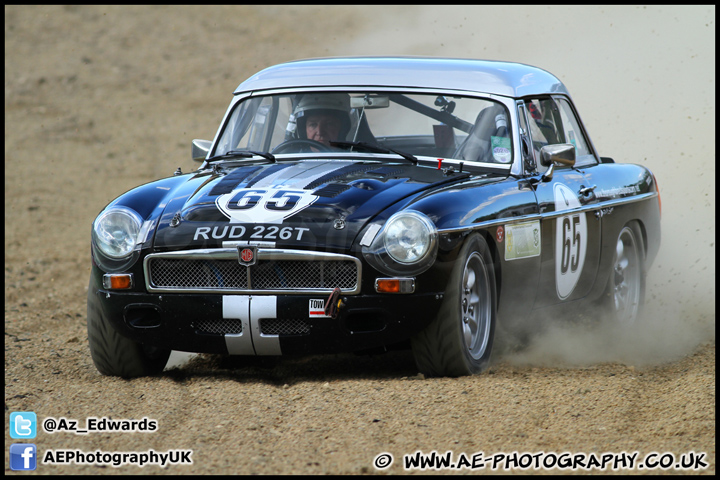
[
  {"left": 309, "top": 299, "right": 330, "bottom": 318},
  {"left": 496, "top": 225, "right": 504, "bottom": 243}
]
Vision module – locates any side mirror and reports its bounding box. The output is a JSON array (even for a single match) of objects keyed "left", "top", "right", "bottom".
[
  {"left": 539, "top": 143, "right": 576, "bottom": 182},
  {"left": 540, "top": 143, "right": 576, "bottom": 168},
  {"left": 192, "top": 139, "right": 212, "bottom": 162}
]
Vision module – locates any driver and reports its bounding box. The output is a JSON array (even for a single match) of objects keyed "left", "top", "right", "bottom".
[{"left": 293, "top": 93, "right": 352, "bottom": 147}]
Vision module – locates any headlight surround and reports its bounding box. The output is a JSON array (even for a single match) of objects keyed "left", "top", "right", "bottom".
[
  {"left": 362, "top": 210, "right": 439, "bottom": 276},
  {"left": 92, "top": 207, "right": 143, "bottom": 259},
  {"left": 383, "top": 211, "right": 436, "bottom": 264}
]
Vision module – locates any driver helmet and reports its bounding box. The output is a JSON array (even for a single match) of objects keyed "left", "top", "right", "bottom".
[{"left": 292, "top": 93, "right": 352, "bottom": 141}]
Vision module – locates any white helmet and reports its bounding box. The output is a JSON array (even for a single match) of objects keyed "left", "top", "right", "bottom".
[{"left": 292, "top": 93, "right": 352, "bottom": 140}]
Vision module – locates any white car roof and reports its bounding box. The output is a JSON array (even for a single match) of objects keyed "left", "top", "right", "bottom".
[{"left": 234, "top": 57, "right": 570, "bottom": 98}]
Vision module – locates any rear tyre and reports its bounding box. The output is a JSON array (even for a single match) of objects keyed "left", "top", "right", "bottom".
[
  {"left": 411, "top": 234, "right": 497, "bottom": 376},
  {"left": 87, "top": 299, "right": 170, "bottom": 378},
  {"left": 604, "top": 221, "right": 646, "bottom": 324}
]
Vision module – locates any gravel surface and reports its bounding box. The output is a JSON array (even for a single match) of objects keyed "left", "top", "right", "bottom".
[{"left": 5, "top": 5, "right": 714, "bottom": 475}]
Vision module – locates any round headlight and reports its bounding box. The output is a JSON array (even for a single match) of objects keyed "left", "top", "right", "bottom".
[
  {"left": 383, "top": 211, "right": 437, "bottom": 264},
  {"left": 92, "top": 207, "right": 143, "bottom": 259}
]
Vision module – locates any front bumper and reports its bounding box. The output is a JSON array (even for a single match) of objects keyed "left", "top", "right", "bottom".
[{"left": 88, "top": 288, "right": 444, "bottom": 355}]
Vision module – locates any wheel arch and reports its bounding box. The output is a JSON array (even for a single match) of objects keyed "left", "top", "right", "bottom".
[{"left": 634, "top": 218, "right": 650, "bottom": 263}]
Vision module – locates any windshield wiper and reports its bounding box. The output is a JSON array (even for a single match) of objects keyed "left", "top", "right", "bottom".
[
  {"left": 207, "top": 150, "right": 276, "bottom": 163},
  {"left": 330, "top": 141, "right": 417, "bottom": 165}
]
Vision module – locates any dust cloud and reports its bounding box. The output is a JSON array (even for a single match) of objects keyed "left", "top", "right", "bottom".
[{"left": 338, "top": 5, "right": 715, "bottom": 368}]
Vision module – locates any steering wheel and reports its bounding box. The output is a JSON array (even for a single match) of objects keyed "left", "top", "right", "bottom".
[{"left": 271, "top": 139, "right": 333, "bottom": 154}]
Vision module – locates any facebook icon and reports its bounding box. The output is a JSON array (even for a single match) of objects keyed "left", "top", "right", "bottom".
[{"left": 10, "top": 444, "right": 37, "bottom": 470}]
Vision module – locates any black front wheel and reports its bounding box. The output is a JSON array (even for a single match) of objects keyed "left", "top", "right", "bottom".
[
  {"left": 87, "top": 298, "right": 170, "bottom": 378},
  {"left": 411, "top": 234, "right": 497, "bottom": 377}
]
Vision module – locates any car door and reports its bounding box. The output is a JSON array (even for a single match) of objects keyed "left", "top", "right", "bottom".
[{"left": 519, "top": 97, "right": 601, "bottom": 308}]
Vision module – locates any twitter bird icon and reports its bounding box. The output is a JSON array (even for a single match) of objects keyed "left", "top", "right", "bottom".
[{"left": 10, "top": 412, "right": 37, "bottom": 439}]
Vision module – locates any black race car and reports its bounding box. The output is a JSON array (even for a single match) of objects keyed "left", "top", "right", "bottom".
[{"left": 87, "top": 57, "right": 661, "bottom": 377}]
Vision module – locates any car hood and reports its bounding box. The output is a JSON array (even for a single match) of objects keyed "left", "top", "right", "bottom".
[{"left": 152, "top": 159, "right": 468, "bottom": 251}]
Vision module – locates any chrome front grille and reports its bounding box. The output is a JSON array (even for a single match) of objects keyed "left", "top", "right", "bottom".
[
  {"left": 251, "top": 260, "right": 356, "bottom": 290},
  {"left": 151, "top": 258, "right": 248, "bottom": 289},
  {"left": 144, "top": 248, "right": 361, "bottom": 294}
]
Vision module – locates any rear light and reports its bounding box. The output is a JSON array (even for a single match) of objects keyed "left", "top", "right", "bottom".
[{"left": 652, "top": 172, "right": 661, "bottom": 217}]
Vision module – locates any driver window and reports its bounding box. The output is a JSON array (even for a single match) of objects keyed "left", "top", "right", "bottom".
[
  {"left": 555, "top": 97, "right": 594, "bottom": 164},
  {"left": 524, "top": 97, "right": 563, "bottom": 172}
]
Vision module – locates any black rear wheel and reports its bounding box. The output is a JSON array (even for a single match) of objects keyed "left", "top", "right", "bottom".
[{"left": 604, "top": 221, "right": 646, "bottom": 324}]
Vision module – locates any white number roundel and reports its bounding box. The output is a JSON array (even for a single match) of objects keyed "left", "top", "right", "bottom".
[
  {"left": 554, "top": 183, "right": 587, "bottom": 300},
  {"left": 216, "top": 188, "right": 318, "bottom": 224}
]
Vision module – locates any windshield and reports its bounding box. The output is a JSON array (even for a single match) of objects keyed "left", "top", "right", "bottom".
[{"left": 213, "top": 92, "right": 513, "bottom": 164}]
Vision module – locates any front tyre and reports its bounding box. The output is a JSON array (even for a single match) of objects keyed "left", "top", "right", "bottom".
[
  {"left": 411, "top": 234, "right": 497, "bottom": 377},
  {"left": 87, "top": 297, "right": 170, "bottom": 378}
]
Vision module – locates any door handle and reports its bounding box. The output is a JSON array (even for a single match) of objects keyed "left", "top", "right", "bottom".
[{"left": 579, "top": 185, "right": 597, "bottom": 196}]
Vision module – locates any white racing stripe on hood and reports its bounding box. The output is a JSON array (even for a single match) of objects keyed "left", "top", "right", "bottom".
[{"left": 252, "top": 160, "right": 356, "bottom": 190}]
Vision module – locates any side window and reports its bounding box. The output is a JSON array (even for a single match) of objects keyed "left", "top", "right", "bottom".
[
  {"left": 524, "top": 97, "right": 563, "bottom": 172},
  {"left": 555, "top": 97, "right": 595, "bottom": 164}
]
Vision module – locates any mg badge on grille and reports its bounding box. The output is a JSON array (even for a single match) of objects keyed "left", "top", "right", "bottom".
[{"left": 237, "top": 245, "right": 257, "bottom": 266}]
